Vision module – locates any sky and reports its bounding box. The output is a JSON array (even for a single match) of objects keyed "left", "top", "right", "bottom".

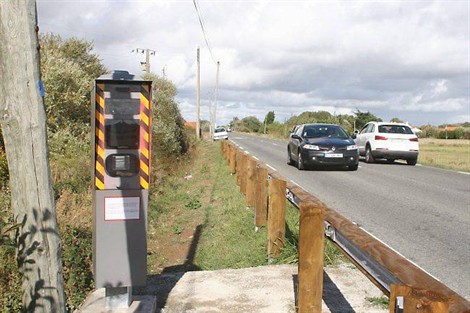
[{"left": 37, "top": 0, "right": 470, "bottom": 127}]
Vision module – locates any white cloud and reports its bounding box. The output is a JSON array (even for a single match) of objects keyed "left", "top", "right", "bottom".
[{"left": 36, "top": 0, "right": 470, "bottom": 126}]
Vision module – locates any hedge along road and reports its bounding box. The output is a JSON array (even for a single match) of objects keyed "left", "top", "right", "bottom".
[{"left": 229, "top": 132, "right": 470, "bottom": 300}]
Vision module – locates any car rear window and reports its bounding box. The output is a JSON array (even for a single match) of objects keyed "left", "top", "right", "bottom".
[
  {"left": 215, "top": 128, "right": 226, "bottom": 133},
  {"left": 378, "top": 125, "right": 413, "bottom": 134}
]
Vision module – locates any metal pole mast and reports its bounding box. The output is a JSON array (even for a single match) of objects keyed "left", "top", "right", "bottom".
[
  {"left": 213, "top": 61, "right": 220, "bottom": 128},
  {"left": 145, "top": 49, "right": 150, "bottom": 74},
  {"left": 196, "top": 47, "right": 201, "bottom": 139}
]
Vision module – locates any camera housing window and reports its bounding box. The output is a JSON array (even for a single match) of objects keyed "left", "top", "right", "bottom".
[
  {"left": 105, "top": 154, "right": 139, "bottom": 177},
  {"left": 105, "top": 120, "right": 140, "bottom": 149}
]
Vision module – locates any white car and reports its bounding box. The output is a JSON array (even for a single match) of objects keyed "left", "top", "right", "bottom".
[
  {"left": 213, "top": 127, "right": 228, "bottom": 141},
  {"left": 353, "top": 122, "right": 419, "bottom": 165}
]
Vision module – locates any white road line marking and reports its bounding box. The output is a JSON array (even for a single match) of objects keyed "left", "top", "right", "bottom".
[
  {"left": 458, "top": 171, "right": 470, "bottom": 175},
  {"left": 272, "top": 143, "right": 279, "bottom": 146},
  {"left": 266, "top": 164, "right": 277, "bottom": 171},
  {"left": 252, "top": 156, "right": 259, "bottom": 160},
  {"left": 359, "top": 227, "right": 442, "bottom": 282},
  {"left": 290, "top": 180, "right": 301, "bottom": 187}
]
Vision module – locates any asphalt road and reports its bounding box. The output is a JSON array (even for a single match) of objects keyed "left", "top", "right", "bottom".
[{"left": 229, "top": 132, "right": 470, "bottom": 300}]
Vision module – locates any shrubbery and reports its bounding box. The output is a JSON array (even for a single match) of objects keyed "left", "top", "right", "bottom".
[
  {"left": 144, "top": 74, "right": 189, "bottom": 159},
  {"left": 2, "top": 32, "right": 193, "bottom": 311},
  {"left": 40, "top": 34, "right": 107, "bottom": 134}
]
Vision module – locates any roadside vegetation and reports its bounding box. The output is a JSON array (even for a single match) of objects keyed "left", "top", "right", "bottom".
[
  {"left": 418, "top": 138, "right": 470, "bottom": 172},
  {"left": 147, "top": 139, "right": 346, "bottom": 274},
  {"left": 0, "top": 34, "right": 191, "bottom": 311}
]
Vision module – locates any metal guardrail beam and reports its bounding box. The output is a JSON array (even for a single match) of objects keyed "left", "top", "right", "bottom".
[
  {"left": 283, "top": 182, "right": 470, "bottom": 312},
  {"left": 287, "top": 187, "right": 401, "bottom": 294}
]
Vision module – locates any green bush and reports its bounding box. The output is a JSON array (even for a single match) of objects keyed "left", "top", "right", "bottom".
[
  {"left": 144, "top": 74, "right": 188, "bottom": 158},
  {"left": 0, "top": 150, "right": 9, "bottom": 190},
  {"left": 40, "top": 34, "right": 107, "bottom": 134},
  {"left": 48, "top": 127, "right": 91, "bottom": 198},
  {"left": 438, "top": 130, "right": 456, "bottom": 139},
  {"left": 61, "top": 225, "right": 94, "bottom": 312},
  {"left": 0, "top": 200, "right": 22, "bottom": 312},
  {"left": 0, "top": 246, "right": 22, "bottom": 312}
]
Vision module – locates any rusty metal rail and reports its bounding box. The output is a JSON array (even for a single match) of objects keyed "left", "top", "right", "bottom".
[{"left": 223, "top": 140, "right": 470, "bottom": 313}]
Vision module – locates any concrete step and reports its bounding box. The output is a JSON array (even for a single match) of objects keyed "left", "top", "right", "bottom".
[{"left": 80, "top": 263, "right": 387, "bottom": 313}]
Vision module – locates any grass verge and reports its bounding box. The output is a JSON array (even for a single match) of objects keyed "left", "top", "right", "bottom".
[
  {"left": 147, "top": 139, "right": 347, "bottom": 273},
  {"left": 418, "top": 138, "right": 470, "bottom": 172}
]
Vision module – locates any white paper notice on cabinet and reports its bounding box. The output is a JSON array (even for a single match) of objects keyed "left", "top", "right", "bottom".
[{"left": 104, "top": 197, "right": 140, "bottom": 221}]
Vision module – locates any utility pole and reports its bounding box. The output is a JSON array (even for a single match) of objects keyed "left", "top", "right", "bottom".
[
  {"left": 196, "top": 47, "right": 201, "bottom": 139},
  {"left": 213, "top": 61, "right": 220, "bottom": 128},
  {"left": 0, "top": 1, "right": 66, "bottom": 311},
  {"left": 208, "top": 92, "right": 213, "bottom": 136},
  {"left": 132, "top": 48, "right": 155, "bottom": 74}
]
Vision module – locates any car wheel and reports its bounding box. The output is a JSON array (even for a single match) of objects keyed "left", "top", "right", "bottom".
[
  {"left": 365, "top": 146, "right": 375, "bottom": 163},
  {"left": 297, "top": 151, "right": 305, "bottom": 170},
  {"left": 406, "top": 158, "right": 417, "bottom": 166},
  {"left": 287, "top": 148, "right": 293, "bottom": 165},
  {"left": 348, "top": 164, "right": 358, "bottom": 171}
]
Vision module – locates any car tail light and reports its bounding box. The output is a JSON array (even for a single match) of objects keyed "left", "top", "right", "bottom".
[
  {"left": 409, "top": 137, "right": 419, "bottom": 142},
  {"left": 375, "top": 135, "right": 388, "bottom": 140}
]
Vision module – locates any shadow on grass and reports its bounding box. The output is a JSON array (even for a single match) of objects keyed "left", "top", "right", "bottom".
[{"left": 134, "top": 222, "right": 205, "bottom": 312}]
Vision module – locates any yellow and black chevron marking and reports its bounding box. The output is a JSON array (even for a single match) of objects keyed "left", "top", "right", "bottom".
[
  {"left": 95, "top": 83, "right": 105, "bottom": 190},
  {"left": 139, "top": 84, "right": 151, "bottom": 189}
]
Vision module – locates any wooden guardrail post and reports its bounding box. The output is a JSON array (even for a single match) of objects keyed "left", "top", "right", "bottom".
[
  {"left": 298, "top": 202, "right": 325, "bottom": 313},
  {"left": 236, "top": 150, "right": 242, "bottom": 186},
  {"left": 267, "top": 177, "right": 286, "bottom": 259},
  {"left": 389, "top": 285, "right": 449, "bottom": 313},
  {"left": 245, "top": 158, "right": 257, "bottom": 207},
  {"left": 255, "top": 166, "right": 268, "bottom": 227},
  {"left": 229, "top": 145, "right": 236, "bottom": 174},
  {"left": 222, "top": 141, "right": 228, "bottom": 160},
  {"left": 240, "top": 153, "right": 248, "bottom": 194},
  {"left": 225, "top": 142, "right": 229, "bottom": 161}
]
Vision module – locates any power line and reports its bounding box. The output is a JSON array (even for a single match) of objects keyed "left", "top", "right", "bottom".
[{"left": 192, "top": 0, "right": 217, "bottom": 64}]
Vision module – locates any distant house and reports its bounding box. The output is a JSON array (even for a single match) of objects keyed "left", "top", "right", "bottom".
[
  {"left": 436, "top": 125, "right": 460, "bottom": 133},
  {"left": 184, "top": 121, "right": 197, "bottom": 129},
  {"left": 412, "top": 127, "right": 422, "bottom": 134}
]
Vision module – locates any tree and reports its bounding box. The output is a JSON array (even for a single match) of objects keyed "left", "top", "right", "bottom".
[
  {"left": 241, "top": 116, "right": 262, "bottom": 133},
  {"left": 286, "top": 111, "right": 335, "bottom": 127},
  {"left": 264, "top": 111, "right": 275, "bottom": 125},
  {"left": 0, "top": 1, "right": 66, "bottom": 311},
  {"left": 390, "top": 117, "right": 404, "bottom": 123},
  {"left": 40, "top": 34, "right": 106, "bottom": 133},
  {"left": 263, "top": 111, "right": 275, "bottom": 134},
  {"left": 230, "top": 116, "right": 250, "bottom": 132},
  {"left": 354, "top": 110, "right": 382, "bottom": 130},
  {"left": 143, "top": 73, "right": 188, "bottom": 158}
]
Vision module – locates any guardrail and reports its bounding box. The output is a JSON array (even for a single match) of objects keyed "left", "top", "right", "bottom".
[{"left": 220, "top": 140, "right": 470, "bottom": 313}]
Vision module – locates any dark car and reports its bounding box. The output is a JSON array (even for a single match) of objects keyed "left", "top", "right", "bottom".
[{"left": 287, "top": 124, "right": 359, "bottom": 170}]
